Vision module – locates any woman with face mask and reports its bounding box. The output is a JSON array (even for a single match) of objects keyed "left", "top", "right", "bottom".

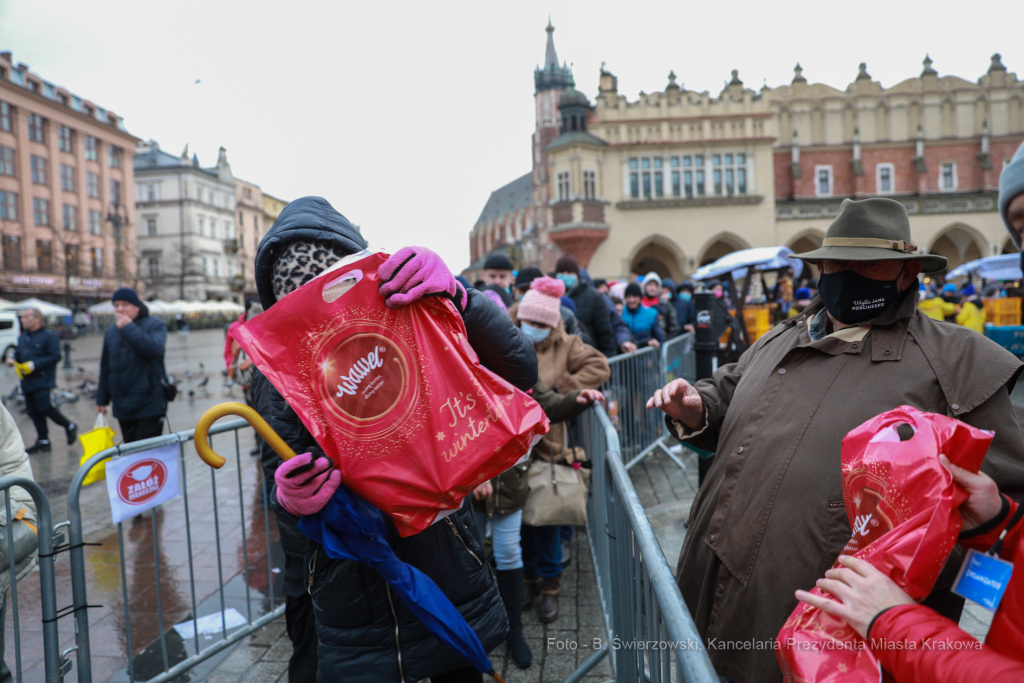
[{"left": 508, "top": 277, "right": 610, "bottom": 624}]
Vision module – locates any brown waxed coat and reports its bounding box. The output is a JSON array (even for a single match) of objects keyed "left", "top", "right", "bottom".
[
  {"left": 671, "top": 292, "right": 1024, "bottom": 683},
  {"left": 510, "top": 303, "right": 610, "bottom": 464}
]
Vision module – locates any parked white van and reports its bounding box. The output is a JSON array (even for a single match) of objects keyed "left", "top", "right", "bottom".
[{"left": 0, "top": 311, "right": 19, "bottom": 361}]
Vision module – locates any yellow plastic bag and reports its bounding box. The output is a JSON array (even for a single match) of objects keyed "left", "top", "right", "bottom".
[{"left": 79, "top": 413, "right": 116, "bottom": 486}]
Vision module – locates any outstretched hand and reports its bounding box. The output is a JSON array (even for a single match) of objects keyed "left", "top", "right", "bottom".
[
  {"left": 646, "top": 379, "right": 705, "bottom": 431},
  {"left": 576, "top": 389, "right": 604, "bottom": 406}
]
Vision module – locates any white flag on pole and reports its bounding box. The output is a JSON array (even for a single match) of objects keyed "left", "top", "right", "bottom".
[{"left": 104, "top": 443, "right": 181, "bottom": 524}]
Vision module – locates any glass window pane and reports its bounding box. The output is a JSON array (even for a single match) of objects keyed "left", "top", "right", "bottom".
[
  {"left": 642, "top": 173, "right": 651, "bottom": 198},
  {"left": 684, "top": 171, "right": 693, "bottom": 199},
  {"left": 714, "top": 169, "right": 722, "bottom": 195},
  {"left": 695, "top": 155, "right": 704, "bottom": 167},
  {"left": 713, "top": 154, "right": 721, "bottom": 166},
  {"left": 654, "top": 158, "right": 663, "bottom": 169},
  {"left": 683, "top": 156, "right": 692, "bottom": 167},
  {"left": 630, "top": 174, "right": 639, "bottom": 198},
  {"left": 670, "top": 157, "right": 679, "bottom": 168},
  {"left": 696, "top": 170, "right": 705, "bottom": 195},
  {"left": 725, "top": 154, "right": 733, "bottom": 165},
  {"left": 737, "top": 153, "right": 746, "bottom": 164},
  {"left": 738, "top": 168, "right": 747, "bottom": 194},
  {"left": 654, "top": 172, "right": 663, "bottom": 197},
  {"left": 726, "top": 169, "right": 734, "bottom": 193},
  {"left": 629, "top": 158, "right": 638, "bottom": 170},
  {"left": 641, "top": 158, "right": 650, "bottom": 169},
  {"left": 672, "top": 171, "right": 680, "bottom": 196}
]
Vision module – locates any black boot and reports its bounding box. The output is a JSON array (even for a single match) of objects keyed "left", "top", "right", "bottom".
[{"left": 496, "top": 568, "right": 532, "bottom": 669}]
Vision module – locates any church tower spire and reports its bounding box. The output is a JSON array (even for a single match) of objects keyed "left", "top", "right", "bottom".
[{"left": 534, "top": 18, "right": 573, "bottom": 92}]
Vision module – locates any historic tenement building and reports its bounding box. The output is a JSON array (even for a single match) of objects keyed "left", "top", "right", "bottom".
[
  {"left": 468, "top": 26, "right": 1024, "bottom": 281},
  {"left": 0, "top": 51, "right": 139, "bottom": 304}
]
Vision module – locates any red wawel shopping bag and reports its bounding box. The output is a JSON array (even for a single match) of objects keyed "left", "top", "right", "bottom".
[
  {"left": 777, "top": 405, "right": 991, "bottom": 682},
  {"left": 235, "top": 249, "right": 549, "bottom": 536}
]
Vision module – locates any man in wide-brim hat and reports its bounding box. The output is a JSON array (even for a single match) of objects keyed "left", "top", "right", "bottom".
[{"left": 647, "top": 197, "right": 1024, "bottom": 683}]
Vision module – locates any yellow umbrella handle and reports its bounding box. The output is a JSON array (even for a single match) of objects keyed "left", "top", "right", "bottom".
[{"left": 194, "top": 402, "right": 297, "bottom": 469}]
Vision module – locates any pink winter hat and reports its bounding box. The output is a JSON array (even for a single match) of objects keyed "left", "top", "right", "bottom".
[{"left": 517, "top": 276, "right": 564, "bottom": 328}]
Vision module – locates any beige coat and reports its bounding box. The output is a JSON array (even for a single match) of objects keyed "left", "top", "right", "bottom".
[
  {"left": 672, "top": 293, "right": 1024, "bottom": 683},
  {"left": 0, "top": 404, "right": 37, "bottom": 525},
  {"left": 510, "top": 303, "right": 610, "bottom": 463}
]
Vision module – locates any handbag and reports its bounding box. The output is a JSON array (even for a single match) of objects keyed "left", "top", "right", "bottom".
[
  {"left": 521, "top": 423, "right": 590, "bottom": 527},
  {"left": 148, "top": 357, "right": 177, "bottom": 402}
]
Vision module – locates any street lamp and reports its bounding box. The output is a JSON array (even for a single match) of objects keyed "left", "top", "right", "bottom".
[{"left": 106, "top": 202, "right": 129, "bottom": 287}]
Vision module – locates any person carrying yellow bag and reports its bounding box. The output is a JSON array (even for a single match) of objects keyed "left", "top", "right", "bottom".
[
  {"left": 956, "top": 283, "right": 986, "bottom": 333},
  {"left": 78, "top": 413, "right": 116, "bottom": 485}
]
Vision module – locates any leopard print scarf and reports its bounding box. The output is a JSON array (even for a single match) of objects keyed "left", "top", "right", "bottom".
[{"left": 272, "top": 240, "right": 353, "bottom": 301}]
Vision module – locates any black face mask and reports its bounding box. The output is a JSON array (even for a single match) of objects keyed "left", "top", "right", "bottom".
[{"left": 818, "top": 263, "right": 907, "bottom": 325}]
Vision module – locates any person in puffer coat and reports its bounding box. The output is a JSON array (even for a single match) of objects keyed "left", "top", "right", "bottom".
[{"left": 253, "top": 196, "right": 538, "bottom": 683}]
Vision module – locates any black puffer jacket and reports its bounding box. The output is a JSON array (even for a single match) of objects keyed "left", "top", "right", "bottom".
[
  {"left": 566, "top": 280, "right": 618, "bottom": 357},
  {"left": 256, "top": 198, "right": 537, "bottom": 682},
  {"left": 96, "top": 307, "right": 168, "bottom": 420},
  {"left": 14, "top": 327, "right": 61, "bottom": 392}
]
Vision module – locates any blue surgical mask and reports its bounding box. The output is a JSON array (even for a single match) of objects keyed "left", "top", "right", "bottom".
[
  {"left": 520, "top": 321, "right": 551, "bottom": 344},
  {"left": 557, "top": 273, "right": 578, "bottom": 289},
  {"left": 680, "top": 292, "right": 692, "bottom": 301}
]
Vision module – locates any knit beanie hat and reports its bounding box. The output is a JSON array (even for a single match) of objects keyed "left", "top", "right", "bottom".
[
  {"left": 517, "top": 276, "right": 565, "bottom": 328},
  {"left": 272, "top": 240, "right": 353, "bottom": 302},
  {"left": 483, "top": 252, "right": 514, "bottom": 271},
  {"left": 515, "top": 266, "right": 543, "bottom": 290},
  {"left": 555, "top": 254, "right": 579, "bottom": 274},
  {"left": 111, "top": 287, "right": 143, "bottom": 308},
  {"left": 624, "top": 283, "right": 643, "bottom": 298},
  {"left": 1000, "top": 141, "right": 1024, "bottom": 246},
  {"left": 642, "top": 271, "right": 662, "bottom": 290}
]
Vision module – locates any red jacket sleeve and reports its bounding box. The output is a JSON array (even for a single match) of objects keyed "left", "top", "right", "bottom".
[
  {"left": 960, "top": 499, "right": 1020, "bottom": 560},
  {"left": 869, "top": 604, "right": 1024, "bottom": 682}
]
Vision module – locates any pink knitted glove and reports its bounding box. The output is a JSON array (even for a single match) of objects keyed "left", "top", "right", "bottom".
[
  {"left": 378, "top": 247, "right": 467, "bottom": 313},
  {"left": 275, "top": 452, "right": 341, "bottom": 517}
]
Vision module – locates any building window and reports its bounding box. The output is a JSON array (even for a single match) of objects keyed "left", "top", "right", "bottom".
[
  {"left": 815, "top": 165, "right": 834, "bottom": 197},
  {"left": 712, "top": 155, "right": 723, "bottom": 195},
  {"left": 641, "top": 157, "right": 651, "bottom": 199},
  {"left": 736, "top": 153, "right": 747, "bottom": 194},
  {"left": 27, "top": 114, "right": 44, "bottom": 143},
  {"left": 940, "top": 162, "right": 958, "bottom": 192},
  {"left": 146, "top": 184, "right": 155, "bottom": 201},
  {"left": 653, "top": 157, "right": 664, "bottom": 197},
  {"left": 30, "top": 156, "right": 47, "bottom": 185},
  {"left": 198, "top": 217, "right": 205, "bottom": 237},
  {"left": 109, "top": 180, "right": 121, "bottom": 206},
  {"left": 695, "top": 155, "right": 705, "bottom": 196},
  {"left": 88, "top": 210, "right": 102, "bottom": 235},
  {"left": 210, "top": 220, "right": 218, "bottom": 240},
  {"left": 2, "top": 235, "right": 20, "bottom": 270},
  {"left": 557, "top": 171, "right": 570, "bottom": 202},
  {"left": 202, "top": 254, "right": 209, "bottom": 275},
  {"left": 108, "top": 145, "right": 120, "bottom": 168},
  {"left": 0, "top": 191, "right": 17, "bottom": 221},
  {"left": 147, "top": 256, "right": 159, "bottom": 279},
  {"left": 65, "top": 244, "right": 79, "bottom": 276},
  {"left": 876, "top": 163, "right": 894, "bottom": 195},
  {"left": 0, "top": 102, "right": 10, "bottom": 132},
  {"left": 146, "top": 217, "right": 157, "bottom": 237},
  {"left": 629, "top": 158, "right": 639, "bottom": 198},
  {"left": 670, "top": 157, "right": 681, "bottom": 197},
  {"left": 62, "top": 204, "right": 77, "bottom": 231},
  {"left": 84, "top": 136, "right": 97, "bottom": 161},
  {"left": 59, "top": 125, "right": 72, "bottom": 152},
  {"left": 583, "top": 170, "right": 596, "bottom": 200},
  {"left": 36, "top": 239, "right": 52, "bottom": 272},
  {"left": 33, "top": 198, "right": 50, "bottom": 226},
  {"left": 61, "top": 164, "right": 75, "bottom": 192},
  {"left": 91, "top": 247, "right": 103, "bottom": 276},
  {"left": 213, "top": 257, "right": 220, "bottom": 278},
  {"left": 86, "top": 172, "right": 99, "bottom": 198},
  {"left": 0, "top": 146, "right": 14, "bottom": 177}
]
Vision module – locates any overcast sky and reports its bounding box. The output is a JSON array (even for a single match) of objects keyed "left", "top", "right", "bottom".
[{"left": 1, "top": 0, "right": 1019, "bottom": 270}]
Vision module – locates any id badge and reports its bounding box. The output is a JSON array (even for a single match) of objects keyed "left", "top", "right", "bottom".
[{"left": 951, "top": 548, "right": 1014, "bottom": 612}]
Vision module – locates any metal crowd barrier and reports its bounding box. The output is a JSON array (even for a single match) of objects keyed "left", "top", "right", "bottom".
[
  {"left": 66, "top": 419, "right": 285, "bottom": 683},
  {"left": 567, "top": 405, "right": 717, "bottom": 683},
  {"left": 603, "top": 334, "right": 698, "bottom": 471},
  {"left": 0, "top": 476, "right": 64, "bottom": 683}
]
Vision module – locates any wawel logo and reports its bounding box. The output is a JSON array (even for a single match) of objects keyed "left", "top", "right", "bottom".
[
  {"left": 853, "top": 513, "right": 876, "bottom": 537},
  {"left": 336, "top": 346, "right": 386, "bottom": 397},
  {"left": 116, "top": 459, "right": 169, "bottom": 505}
]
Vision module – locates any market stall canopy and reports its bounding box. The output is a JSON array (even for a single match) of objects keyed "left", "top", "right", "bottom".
[
  {"left": 946, "top": 254, "right": 1022, "bottom": 281},
  {"left": 0, "top": 298, "right": 73, "bottom": 317},
  {"left": 87, "top": 300, "right": 114, "bottom": 314},
  {"left": 692, "top": 246, "right": 804, "bottom": 282}
]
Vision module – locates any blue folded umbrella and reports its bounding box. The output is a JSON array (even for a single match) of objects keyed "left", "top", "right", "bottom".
[{"left": 297, "top": 486, "right": 500, "bottom": 680}]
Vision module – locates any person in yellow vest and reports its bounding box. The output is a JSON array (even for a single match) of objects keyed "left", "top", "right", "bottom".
[
  {"left": 918, "top": 283, "right": 955, "bottom": 320},
  {"left": 955, "top": 283, "right": 986, "bottom": 333}
]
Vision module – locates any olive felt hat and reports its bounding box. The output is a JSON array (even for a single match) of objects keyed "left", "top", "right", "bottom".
[{"left": 791, "top": 198, "right": 947, "bottom": 274}]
